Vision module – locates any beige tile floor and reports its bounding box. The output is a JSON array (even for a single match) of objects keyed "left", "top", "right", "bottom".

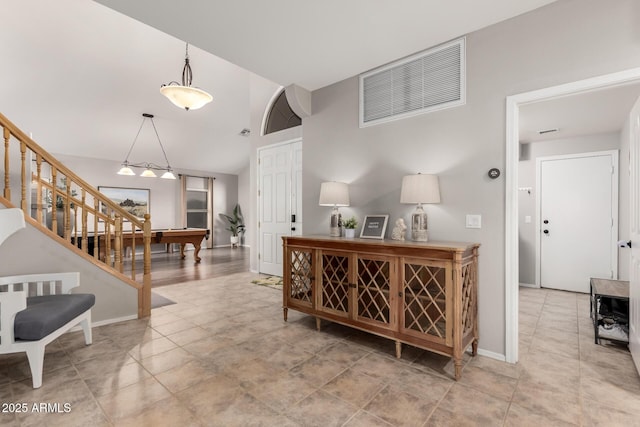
[{"left": 1, "top": 274, "right": 639, "bottom": 426}]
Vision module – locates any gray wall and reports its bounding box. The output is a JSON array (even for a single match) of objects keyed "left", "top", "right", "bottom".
[
  {"left": 296, "top": 0, "right": 640, "bottom": 356},
  {"left": 518, "top": 133, "right": 627, "bottom": 285}
]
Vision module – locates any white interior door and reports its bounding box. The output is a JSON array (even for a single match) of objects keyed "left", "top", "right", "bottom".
[
  {"left": 538, "top": 151, "right": 618, "bottom": 293},
  {"left": 629, "top": 95, "right": 640, "bottom": 372},
  {"left": 258, "top": 140, "right": 302, "bottom": 276}
]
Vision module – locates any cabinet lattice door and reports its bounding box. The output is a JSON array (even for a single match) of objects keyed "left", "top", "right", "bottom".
[
  {"left": 289, "top": 249, "right": 313, "bottom": 305},
  {"left": 319, "top": 251, "right": 350, "bottom": 317},
  {"left": 356, "top": 255, "right": 394, "bottom": 328},
  {"left": 402, "top": 260, "right": 451, "bottom": 344}
]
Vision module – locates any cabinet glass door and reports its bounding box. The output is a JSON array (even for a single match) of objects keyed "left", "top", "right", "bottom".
[
  {"left": 356, "top": 255, "right": 395, "bottom": 329},
  {"left": 288, "top": 248, "right": 314, "bottom": 307},
  {"left": 319, "top": 251, "right": 351, "bottom": 318},
  {"left": 401, "top": 259, "right": 451, "bottom": 344}
]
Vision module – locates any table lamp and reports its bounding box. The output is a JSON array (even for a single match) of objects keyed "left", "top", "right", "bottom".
[
  {"left": 400, "top": 173, "right": 440, "bottom": 241},
  {"left": 319, "top": 181, "right": 350, "bottom": 237}
]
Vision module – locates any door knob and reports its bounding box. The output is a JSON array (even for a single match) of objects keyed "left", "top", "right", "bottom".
[{"left": 543, "top": 229, "right": 549, "bottom": 234}]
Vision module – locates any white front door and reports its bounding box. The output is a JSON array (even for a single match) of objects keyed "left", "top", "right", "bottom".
[
  {"left": 629, "top": 96, "right": 640, "bottom": 372},
  {"left": 538, "top": 151, "right": 618, "bottom": 293},
  {"left": 258, "top": 140, "right": 302, "bottom": 276}
]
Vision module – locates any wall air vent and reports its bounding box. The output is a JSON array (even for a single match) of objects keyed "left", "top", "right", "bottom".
[{"left": 359, "top": 37, "right": 465, "bottom": 127}]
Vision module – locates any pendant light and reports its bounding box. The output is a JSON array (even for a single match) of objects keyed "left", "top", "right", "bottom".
[{"left": 160, "top": 43, "right": 212, "bottom": 111}]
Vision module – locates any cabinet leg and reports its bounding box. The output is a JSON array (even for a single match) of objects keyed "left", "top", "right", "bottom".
[
  {"left": 283, "top": 308, "right": 288, "bottom": 322},
  {"left": 472, "top": 340, "right": 478, "bottom": 356},
  {"left": 454, "top": 359, "right": 462, "bottom": 381},
  {"left": 316, "top": 317, "right": 321, "bottom": 331},
  {"left": 395, "top": 341, "right": 402, "bottom": 359}
]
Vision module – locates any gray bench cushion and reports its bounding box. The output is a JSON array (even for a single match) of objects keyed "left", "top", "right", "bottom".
[{"left": 14, "top": 294, "right": 95, "bottom": 341}]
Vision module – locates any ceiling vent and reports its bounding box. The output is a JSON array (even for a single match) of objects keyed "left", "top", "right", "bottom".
[
  {"left": 537, "top": 128, "right": 559, "bottom": 135},
  {"left": 359, "top": 38, "right": 465, "bottom": 127}
]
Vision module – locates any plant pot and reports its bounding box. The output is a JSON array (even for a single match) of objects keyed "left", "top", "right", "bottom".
[
  {"left": 344, "top": 228, "right": 356, "bottom": 238},
  {"left": 230, "top": 235, "right": 239, "bottom": 248},
  {"left": 46, "top": 210, "right": 74, "bottom": 237}
]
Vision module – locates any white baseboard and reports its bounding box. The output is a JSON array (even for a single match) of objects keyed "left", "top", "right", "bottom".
[
  {"left": 519, "top": 282, "right": 538, "bottom": 288},
  {"left": 467, "top": 346, "right": 507, "bottom": 362}
]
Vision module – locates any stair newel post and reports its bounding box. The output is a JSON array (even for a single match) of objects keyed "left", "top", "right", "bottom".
[
  {"left": 141, "top": 213, "right": 152, "bottom": 318},
  {"left": 50, "top": 168, "right": 57, "bottom": 235},
  {"left": 20, "top": 141, "right": 27, "bottom": 212},
  {"left": 114, "top": 214, "right": 123, "bottom": 273},
  {"left": 35, "top": 154, "right": 43, "bottom": 224},
  {"left": 93, "top": 197, "right": 99, "bottom": 260},
  {"left": 81, "top": 189, "right": 87, "bottom": 253},
  {"left": 130, "top": 222, "right": 137, "bottom": 281},
  {"left": 3, "top": 127, "right": 10, "bottom": 200},
  {"left": 64, "top": 182, "right": 71, "bottom": 240}
]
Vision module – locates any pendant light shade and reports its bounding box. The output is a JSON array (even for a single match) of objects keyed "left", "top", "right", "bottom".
[
  {"left": 140, "top": 168, "right": 157, "bottom": 178},
  {"left": 160, "top": 43, "right": 212, "bottom": 111},
  {"left": 160, "top": 85, "right": 212, "bottom": 111}
]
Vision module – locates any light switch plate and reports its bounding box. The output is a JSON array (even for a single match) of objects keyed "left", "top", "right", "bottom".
[
  {"left": 524, "top": 215, "right": 532, "bottom": 224},
  {"left": 466, "top": 214, "right": 482, "bottom": 229}
]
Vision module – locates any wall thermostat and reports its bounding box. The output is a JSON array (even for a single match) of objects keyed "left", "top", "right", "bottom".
[{"left": 488, "top": 168, "right": 500, "bottom": 179}]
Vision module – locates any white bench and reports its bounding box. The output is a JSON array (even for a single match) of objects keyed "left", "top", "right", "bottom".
[
  {"left": 0, "top": 272, "right": 94, "bottom": 388},
  {"left": 0, "top": 209, "right": 94, "bottom": 388}
]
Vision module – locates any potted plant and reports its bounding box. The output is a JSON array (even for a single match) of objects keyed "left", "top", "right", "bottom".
[
  {"left": 342, "top": 216, "right": 358, "bottom": 238},
  {"left": 219, "top": 204, "right": 245, "bottom": 248}
]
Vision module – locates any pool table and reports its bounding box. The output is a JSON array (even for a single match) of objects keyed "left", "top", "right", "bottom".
[{"left": 99, "top": 228, "right": 210, "bottom": 263}]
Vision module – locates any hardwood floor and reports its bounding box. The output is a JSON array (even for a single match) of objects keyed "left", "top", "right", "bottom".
[{"left": 124, "top": 246, "right": 251, "bottom": 287}]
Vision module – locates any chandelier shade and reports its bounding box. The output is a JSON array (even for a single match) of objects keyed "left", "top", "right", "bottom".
[
  {"left": 160, "top": 85, "right": 212, "bottom": 111},
  {"left": 117, "top": 113, "right": 176, "bottom": 180},
  {"left": 160, "top": 43, "right": 212, "bottom": 111}
]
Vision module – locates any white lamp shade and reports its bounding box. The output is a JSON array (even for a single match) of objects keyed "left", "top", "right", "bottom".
[
  {"left": 117, "top": 166, "right": 136, "bottom": 176},
  {"left": 400, "top": 174, "right": 441, "bottom": 204},
  {"left": 140, "top": 168, "right": 157, "bottom": 178},
  {"left": 160, "top": 85, "right": 213, "bottom": 110},
  {"left": 161, "top": 170, "right": 177, "bottom": 180},
  {"left": 319, "top": 181, "right": 350, "bottom": 206}
]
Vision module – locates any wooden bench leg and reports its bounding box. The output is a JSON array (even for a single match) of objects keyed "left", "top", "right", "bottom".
[
  {"left": 81, "top": 312, "right": 93, "bottom": 345},
  {"left": 25, "top": 345, "right": 45, "bottom": 389}
]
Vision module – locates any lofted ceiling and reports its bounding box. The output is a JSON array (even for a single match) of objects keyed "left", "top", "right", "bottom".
[
  {"left": 519, "top": 82, "right": 640, "bottom": 144},
  {"left": 1, "top": 0, "right": 559, "bottom": 175}
]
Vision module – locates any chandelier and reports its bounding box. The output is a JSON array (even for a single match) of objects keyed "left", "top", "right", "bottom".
[
  {"left": 117, "top": 113, "right": 176, "bottom": 179},
  {"left": 160, "top": 43, "right": 213, "bottom": 111}
]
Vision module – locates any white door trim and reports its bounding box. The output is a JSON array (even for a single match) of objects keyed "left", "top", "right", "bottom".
[
  {"left": 535, "top": 150, "right": 619, "bottom": 288},
  {"left": 505, "top": 67, "right": 640, "bottom": 364}
]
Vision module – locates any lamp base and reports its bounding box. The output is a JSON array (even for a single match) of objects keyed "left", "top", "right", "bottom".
[
  {"left": 411, "top": 229, "right": 429, "bottom": 242},
  {"left": 411, "top": 205, "right": 429, "bottom": 242},
  {"left": 329, "top": 208, "right": 342, "bottom": 237}
]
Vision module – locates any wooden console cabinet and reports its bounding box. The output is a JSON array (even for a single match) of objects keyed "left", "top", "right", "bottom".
[{"left": 282, "top": 236, "right": 480, "bottom": 380}]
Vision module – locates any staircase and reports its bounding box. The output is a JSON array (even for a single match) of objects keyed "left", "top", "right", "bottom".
[{"left": 1, "top": 112, "right": 151, "bottom": 318}]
